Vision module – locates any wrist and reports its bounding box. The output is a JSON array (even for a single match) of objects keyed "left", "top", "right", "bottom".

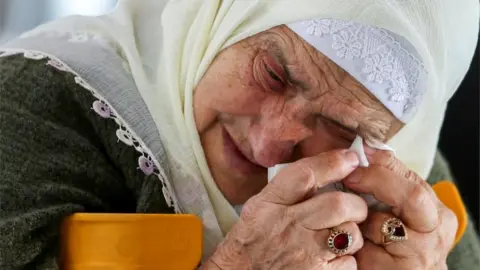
[{"left": 206, "top": 231, "right": 253, "bottom": 270}]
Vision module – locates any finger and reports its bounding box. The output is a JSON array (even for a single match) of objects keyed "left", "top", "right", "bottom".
[
  {"left": 363, "top": 147, "right": 440, "bottom": 202},
  {"left": 362, "top": 211, "right": 457, "bottom": 266},
  {"left": 327, "top": 255, "right": 357, "bottom": 270},
  {"left": 357, "top": 146, "right": 439, "bottom": 200},
  {"left": 344, "top": 149, "right": 439, "bottom": 232},
  {"left": 360, "top": 211, "right": 418, "bottom": 255},
  {"left": 355, "top": 241, "right": 394, "bottom": 270},
  {"left": 262, "top": 149, "right": 359, "bottom": 205},
  {"left": 291, "top": 192, "right": 368, "bottom": 230},
  {"left": 309, "top": 222, "right": 363, "bottom": 262}
]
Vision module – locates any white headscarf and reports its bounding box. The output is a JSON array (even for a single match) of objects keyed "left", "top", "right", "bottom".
[
  {"left": 9, "top": 0, "right": 479, "bottom": 259},
  {"left": 105, "top": 0, "right": 479, "bottom": 258}
]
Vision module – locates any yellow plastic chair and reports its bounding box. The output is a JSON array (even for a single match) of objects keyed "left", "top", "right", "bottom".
[
  {"left": 432, "top": 181, "right": 468, "bottom": 247},
  {"left": 60, "top": 181, "right": 467, "bottom": 269},
  {"left": 61, "top": 214, "right": 202, "bottom": 270}
]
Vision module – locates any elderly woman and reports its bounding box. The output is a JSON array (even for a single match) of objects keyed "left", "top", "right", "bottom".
[{"left": 0, "top": 0, "right": 479, "bottom": 269}]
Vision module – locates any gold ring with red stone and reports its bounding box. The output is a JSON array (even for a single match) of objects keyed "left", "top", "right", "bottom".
[
  {"left": 327, "top": 229, "right": 353, "bottom": 255},
  {"left": 382, "top": 217, "right": 408, "bottom": 244}
]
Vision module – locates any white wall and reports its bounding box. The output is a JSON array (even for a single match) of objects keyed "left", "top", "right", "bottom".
[
  {"left": 0, "top": 0, "right": 117, "bottom": 43},
  {"left": 45, "top": 0, "right": 118, "bottom": 18}
]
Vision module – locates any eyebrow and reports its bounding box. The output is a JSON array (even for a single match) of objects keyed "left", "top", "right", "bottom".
[
  {"left": 323, "top": 115, "right": 357, "bottom": 134},
  {"left": 269, "top": 41, "right": 390, "bottom": 142},
  {"left": 285, "top": 66, "right": 310, "bottom": 91},
  {"left": 324, "top": 113, "right": 388, "bottom": 142}
]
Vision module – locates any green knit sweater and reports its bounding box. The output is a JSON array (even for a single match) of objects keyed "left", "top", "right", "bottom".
[{"left": 0, "top": 55, "right": 479, "bottom": 269}]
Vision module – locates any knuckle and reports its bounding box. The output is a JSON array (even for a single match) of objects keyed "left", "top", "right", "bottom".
[
  {"left": 404, "top": 169, "right": 419, "bottom": 183},
  {"left": 317, "top": 150, "right": 349, "bottom": 176},
  {"left": 440, "top": 208, "right": 458, "bottom": 246},
  {"left": 330, "top": 191, "right": 346, "bottom": 205},
  {"left": 328, "top": 192, "right": 350, "bottom": 219},
  {"left": 243, "top": 195, "right": 258, "bottom": 210},
  {"left": 374, "top": 150, "right": 397, "bottom": 169},
  {"left": 243, "top": 195, "right": 278, "bottom": 222},
  {"left": 241, "top": 196, "right": 261, "bottom": 218},
  {"left": 296, "top": 150, "right": 353, "bottom": 188},
  {"left": 293, "top": 161, "right": 316, "bottom": 187},
  {"left": 443, "top": 207, "right": 458, "bottom": 230},
  {"left": 407, "top": 181, "right": 431, "bottom": 209},
  {"left": 326, "top": 151, "right": 351, "bottom": 175},
  {"left": 327, "top": 150, "right": 346, "bottom": 167}
]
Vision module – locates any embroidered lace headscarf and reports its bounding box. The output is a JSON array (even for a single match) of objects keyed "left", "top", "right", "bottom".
[{"left": 2, "top": 0, "right": 478, "bottom": 260}]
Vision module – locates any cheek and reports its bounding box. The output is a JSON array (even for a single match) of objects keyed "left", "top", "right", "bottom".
[
  {"left": 195, "top": 57, "right": 266, "bottom": 116},
  {"left": 296, "top": 130, "right": 351, "bottom": 158},
  {"left": 214, "top": 80, "right": 266, "bottom": 115}
]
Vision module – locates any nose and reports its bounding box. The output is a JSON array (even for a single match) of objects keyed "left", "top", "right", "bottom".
[{"left": 249, "top": 114, "right": 312, "bottom": 167}]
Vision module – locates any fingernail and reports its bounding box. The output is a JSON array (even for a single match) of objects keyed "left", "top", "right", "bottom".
[{"left": 344, "top": 151, "right": 359, "bottom": 167}]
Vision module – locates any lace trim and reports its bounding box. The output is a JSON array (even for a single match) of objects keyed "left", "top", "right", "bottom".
[
  {"left": 0, "top": 49, "right": 180, "bottom": 213},
  {"left": 294, "top": 19, "right": 428, "bottom": 119}
]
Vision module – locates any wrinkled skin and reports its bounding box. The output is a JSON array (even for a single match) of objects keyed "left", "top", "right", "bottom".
[
  {"left": 194, "top": 25, "right": 457, "bottom": 269},
  {"left": 194, "top": 25, "right": 402, "bottom": 204}
]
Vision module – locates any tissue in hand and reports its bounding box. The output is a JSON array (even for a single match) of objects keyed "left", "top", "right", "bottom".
[{"left": 267, "top": 136, "right": 394, "bottom": 208}]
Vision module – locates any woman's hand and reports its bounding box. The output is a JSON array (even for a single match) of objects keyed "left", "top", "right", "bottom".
[
  {"left": 205, "top": 150, "right": 367, "bottom": 269},
  {"left": 344, "top": 148, "right": 458, "bottom": 270}
]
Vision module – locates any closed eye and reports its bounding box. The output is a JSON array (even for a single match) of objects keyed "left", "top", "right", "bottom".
[
  {"left": 319, "top": 116, "right": 357, "bottom": 142},
  {"left": 262, "top": 60, "right": 286, "bottom": 92},
  {"left": 266, "top": 65, "right": 283, "bottom": 83}
]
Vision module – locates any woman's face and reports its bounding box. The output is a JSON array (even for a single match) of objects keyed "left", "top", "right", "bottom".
[{"left": 194, "top": 25, "right": 403, "bottom": 204}]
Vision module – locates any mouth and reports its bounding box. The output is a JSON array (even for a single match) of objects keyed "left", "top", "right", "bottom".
[{"left": 222, "top": 127, "right": 264, "bottom": 175}]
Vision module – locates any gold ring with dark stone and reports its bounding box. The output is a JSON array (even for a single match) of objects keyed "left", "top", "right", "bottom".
[
  {"left": 327, "top": 229, "right": 353, "bottom": 255},
  {"left": 382, "top": 217, "right": 408, "bottom": 244}
]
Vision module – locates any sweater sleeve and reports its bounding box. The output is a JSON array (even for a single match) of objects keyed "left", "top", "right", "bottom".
[
  {"left": 427, "top": 152, "right": 480, "bottom": 270},
  {"left": 0, "top": 55, "right": 137, "bottom": 269}
]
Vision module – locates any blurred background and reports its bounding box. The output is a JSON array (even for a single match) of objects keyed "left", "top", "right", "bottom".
[
  {"left": 1, "top": 0, "right": 479, "bottom": 231},
  {"left": 0, "top": 0, "right": 117, "bottom": 43}
]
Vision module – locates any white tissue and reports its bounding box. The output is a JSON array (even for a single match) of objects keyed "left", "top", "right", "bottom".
[
  {"left": 267, "top": 163, "right": 289, "bottom": 182},
  {"left": 349, "top": 136, "right": 370, "bottom": 167},
  {"left": 349, "top": 136, "right": 395, "bottom": 167},
  {"left": 267, "top": 135, "right": 394, "bottom": 208}
]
